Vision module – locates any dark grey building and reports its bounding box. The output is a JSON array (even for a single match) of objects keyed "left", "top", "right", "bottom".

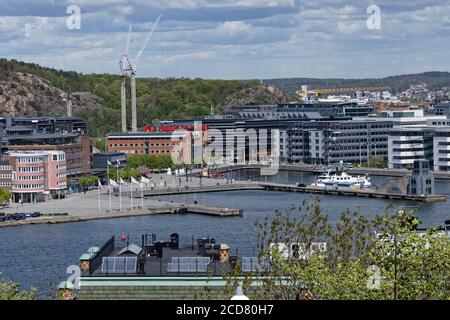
[
  {"left": 433, "top": 102, "right": 450, "bottom": 116},
  {"left": 0, "top": 116, "right": 87, "bottom": 134},
  {"left": 156, "top": 116, "right": 392, "bottom": 166},
  {"left": 92, "top": 152, "right": 127, "bottom": 176},
  {"left": 284, "top": 119, "right": 392, "bottom": 165},
  {"left": 407, "top": 160, "right": 435, "bottom": 196},
  {"left": 0, "top": 116, "right": 91, "bottom": 179},
  {"left": 226, "top": 102, "right": 375, "bottom": 119}
]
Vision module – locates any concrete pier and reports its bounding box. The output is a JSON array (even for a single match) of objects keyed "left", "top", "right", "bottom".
[
  {"left": 259, "top": 182, "right": 447, "bottom": 202},
  {"left": 123, "top": 183, "right": 264, "bottom": 198},
  {"left": 0, "top": 203, "right": 242, "bottom": 228}
]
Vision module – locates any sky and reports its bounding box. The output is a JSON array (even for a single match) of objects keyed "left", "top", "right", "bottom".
[{"left": 0, "top": 0, "right": 449, "bottom": 79}]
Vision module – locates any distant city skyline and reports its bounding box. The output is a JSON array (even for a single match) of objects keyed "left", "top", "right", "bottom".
[{"left": 0, "top": 0, "right": 449, "bottom": 79}]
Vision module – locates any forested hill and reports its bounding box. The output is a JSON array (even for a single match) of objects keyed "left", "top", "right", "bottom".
[
  {"left": 1, "top": 59, "right": 449, "bottom": 137},
  {"left": 0, "top": 59, "right": 282, "bottom": 136},
  {"left": 263, "top": 72, "right": 450, "bottom": 95}
]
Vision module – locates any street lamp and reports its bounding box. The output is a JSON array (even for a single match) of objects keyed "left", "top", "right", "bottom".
[{"left": 230, "top": 285, "right": 249, "bottom": 300}]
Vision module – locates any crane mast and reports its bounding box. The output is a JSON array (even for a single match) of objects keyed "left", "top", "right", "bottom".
[{"left": 119, "top": 15, "right": 161, "bottom": 132}]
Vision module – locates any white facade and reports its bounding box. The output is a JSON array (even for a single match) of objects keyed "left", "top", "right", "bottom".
[
  {"left": 309, "top": 130, "right": 324, "bottom": 163},
  {"left": 355, "top": 108, "right": 446, "bottom": 127},
  {"left": 388, "top": 126, "right": 434, "bottom": 169},
  {"left": 433, "top": 129, "right": 450, "bottom": 172}
]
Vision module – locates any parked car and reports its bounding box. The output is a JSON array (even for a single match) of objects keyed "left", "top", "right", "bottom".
[{"left": 31, "top": 212, "right": 41, "bottom": 218}]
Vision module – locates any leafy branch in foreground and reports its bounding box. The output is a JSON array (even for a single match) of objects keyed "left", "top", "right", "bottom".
[
  {"left": 232, "top": 199, "right": 449, "bottom": 300},
  {"left": 0, "top": 274, "right": 37, "bottom": 300}
]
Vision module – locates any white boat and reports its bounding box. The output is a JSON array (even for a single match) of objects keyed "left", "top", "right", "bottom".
[{"left": 311, "top": 170, "right": 371, "bottom": 190}]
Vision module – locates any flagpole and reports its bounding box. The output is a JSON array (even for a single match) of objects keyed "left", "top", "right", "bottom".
[
  {"left": 117, "top": 162, "right": 122, "bottom": 211},
  {"left": 141, "top": 180, "right": 144, "bottom": 208},
  {"left": 108, "top": 164, "right": 111, "bottom": 212},
  {"left": 98, "top": 180, "right": 101, "bottom": 214},
  {"left": 130, "top": 179, "right": 133, "bottom": 210}
]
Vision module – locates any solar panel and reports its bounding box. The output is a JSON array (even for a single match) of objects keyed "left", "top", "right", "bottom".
[
  {"left": 167, "top": 257, "right": 211, "bottom": 273},
  {"left": 242, "top": 257, "right": 272, "bottom": 272},
  {"left": 101, "top": 257, "right": 137, "bottom": 273}
]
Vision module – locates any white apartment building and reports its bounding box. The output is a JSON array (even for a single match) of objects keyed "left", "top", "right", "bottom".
[
  {"left": 388, "top": 126, "right": 435, "bottom": 169},
  {"left": 433, "top": 128, "right": 450, "bottom": 172}
]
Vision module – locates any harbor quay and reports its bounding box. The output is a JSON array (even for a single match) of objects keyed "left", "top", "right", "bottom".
[
  {"left": 1, "top": 165, "right": 447, "bottom": 229},
  {"left": 0, "top": 174, "right": 248, "bottom": 227}
]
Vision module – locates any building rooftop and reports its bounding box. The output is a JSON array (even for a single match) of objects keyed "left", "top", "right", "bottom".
[
  {"left": 108, "top": 132, "right": 188, "bottom": 138},
  {"left": 436, "top": 102, "right": 450, "bottom": 108},
  {"left": 82, "top": 233, "right": 266, "bottom": 279},
  {"left": 93, "top": 152, "right": 126, "bottom": 157},
  {"left": 5, "top": 132, "right": 79, "bottom": 140}
]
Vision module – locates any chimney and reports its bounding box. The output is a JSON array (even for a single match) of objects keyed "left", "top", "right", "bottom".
[
  {"left": 219, "top": 244, "right": 230, "bottom": 263},
  {"left": 79, "top": 253, "right": 92, "bottom": 272},
  {"left": 57, "top": 281, "right": 74, "bottom": 300}
]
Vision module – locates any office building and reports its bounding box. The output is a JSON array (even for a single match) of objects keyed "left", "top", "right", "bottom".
[
  {"left": 433, "top": 128, "right": 450, "bottom": 172},
  {"left": 7, "top": 150, "right": 67, "bottom": 203},
  {"left": 407, "top": 160, "right": 435, "bottom": 196},
  {"left": 107, "top": 132, "right": 192, "bottom": 165},
  {"left": 0, "top": 116, "right": 91, "bottom": 179},
  {"left": 92, "top": 152, "right": 127, "bottom": 176},
  {"left": 388, "top": 126, "right": 435, "bottom": 169}
]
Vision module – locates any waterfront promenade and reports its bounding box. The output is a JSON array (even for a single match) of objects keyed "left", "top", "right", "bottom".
[
  {"left": 0, "top": 175, "right": 247, "bottom": 227},
  {"left": 1, "top": 168, "right": 447, "bottom": 228}
]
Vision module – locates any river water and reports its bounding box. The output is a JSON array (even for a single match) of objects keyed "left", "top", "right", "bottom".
[{"left": 0, "top": 170, "right": 448, "bottom": 298}]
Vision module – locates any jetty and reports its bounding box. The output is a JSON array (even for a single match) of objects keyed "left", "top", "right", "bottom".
[
  {"left": 0, "top": 202, "right": 243, "bottom": 228},
  {"left": 123, "top": 183, "right": 264, "bottom": 198},
  {"left": 124, "top": 181, "right": 447, "bottom": 203},
  {"left": 259, "top": 182, "right": 447, "bottom": 203}
]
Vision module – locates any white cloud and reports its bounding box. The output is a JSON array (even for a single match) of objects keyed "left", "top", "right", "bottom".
[
  {"left": 336, "top": 20, "right": 364, "bottom": 34},
  {"left": 218, "top": 21, "right": 252, "bottom": 36},
  {"left": 164, "top": 50, "right": 216, "bottom": 63},
  {"left": 1, "top": 0, "right": 450, "bottom": 78}
]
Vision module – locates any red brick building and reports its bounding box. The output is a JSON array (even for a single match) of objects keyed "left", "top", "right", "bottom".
[{"left": 107, "top": 132, "right": 192, "bottom": 164}]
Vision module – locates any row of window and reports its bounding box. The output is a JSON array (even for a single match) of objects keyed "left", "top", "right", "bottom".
[
  {"left": 18, "top": 167, "right": 44, "bottom": 172},
  {"left": 393, "top": 156, "right": 426, "bottom": 160},
  {"left": 62, "top": 147, "right": 81, "bottom": 154},
  {"left": 52, "top": 154, "right": 65, "bottom": 161},
  {"left": 13, "top": 184, "right": 44, "bottom": 189},
  {"left": 67, "top": 158, "right": 82, "bottom": 164},
  {"left": 18, "top": 176, "right": 43, "bottom": 181},
  {"left": 0, "top": 182, "right": 11, "bottom": 186},
  {"left": 393, "top": 148, "right": 424, "bottom": 152},
  {"left": 110, "top": 143, "right": 177, "bottom": 147},
  {"left": 18, "top": 157, "right": 43, "bottom": 163},
  {"left": 120, "top": 150, "right": 173, "bottom": 154},
  {"left": 0, "top": 165, "right": 12, "bottom": 170},
  {"left": 0, "top": 173, "right": 12, "bottom": 178},
  {"left": 108, "top": 136, "right": 172, "bottom": 141}
]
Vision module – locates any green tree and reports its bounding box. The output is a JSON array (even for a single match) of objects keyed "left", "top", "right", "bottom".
[
  {"left": 93, "top": 137, "right": 107, "bottom": 152},
  {"left": 0, "top": 274, "right": 37, "bottom": 300},
  {"left": 79, "top": 176, "right": 99, "bottom": 188},
  {"left": 238, "top": 199, "right": 450, "bottom": 300},
  {"left": 0, "top": 188, "right": 11, "bottom": 205}
]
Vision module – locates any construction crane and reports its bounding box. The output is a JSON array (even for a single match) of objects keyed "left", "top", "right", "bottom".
[
  {"left": 62, "top": 92, "right": 73, "bottom": 117},
  {"left": 120, "top": 15, "right": 162, "bottom": 132},
  {"left": 119, "top": 25, "right": 133, "bottom": 132},
  {"left": 296, "top": 86, "right": 392, "bottom": 97}
]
